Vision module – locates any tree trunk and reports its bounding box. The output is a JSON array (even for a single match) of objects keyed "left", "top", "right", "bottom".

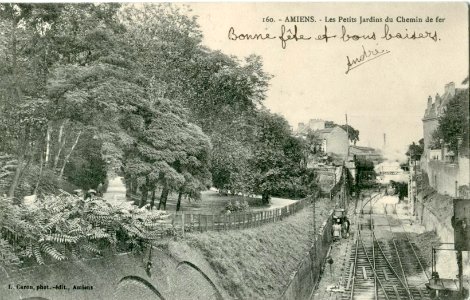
[
  {"left": 7, "top": 16, "right": 23, "bottom": 198},
  {"left": 11, "top": 16, "right": 22, "bottom": 101},
  {"left": 262, "top": 191, "right": 270, "bottom": 205},
  {"left": 158, "top": 187, "right": 169, "bottom": 210},
  {"left": 8, "top": 137, "right": 34, "bottom": 198},
  {"left": 126, "top": 178, "right": 132, "bottom": 198},
  {"left": 139, "top": 184, "right": 148, "bottom": 208},
  {"left": 8, "top": 159, "right": 25, "bottom": 198},
  {"left": 34, "top": 149, "right": 45, "bottom": 195},
  {"left": 131, "top": 180, "right": 139, "bottom": 195},
  {"left": 45, "top": 123, "right": 51, "bottom": 167},
  {"left": 59, "top": 131, "right": 81, "bottom": 178},
  {"left": 53, "top": 120, "right": 68, "bottom": 170},
  {"left": 176, "top": 189, "right": 183, "bottom": 212},
  {"left": 150, "top": 189, "right": 156, "bottom": 209}
]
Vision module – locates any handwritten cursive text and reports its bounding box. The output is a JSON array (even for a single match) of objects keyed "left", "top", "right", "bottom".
[{"left": 345, "top": 45, "right": 390, "bottom": 74}]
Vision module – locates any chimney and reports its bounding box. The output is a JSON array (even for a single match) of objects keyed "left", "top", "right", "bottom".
[
  {"left": 435, "top": 93, "right": 441, "bottom": 106},
  {"left": 427, "top": 96, "right": 432, "bottom": 109},
  {"left": 445, "top": 82, "right": 455, "bottom": 97}
]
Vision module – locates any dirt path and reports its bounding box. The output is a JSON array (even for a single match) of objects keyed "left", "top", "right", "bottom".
[
  {"left": 251, "top": 196, "right": 297, "bottom": 211},
  {"left": 102, "top": 176, "right": 128, "bottom": 208}
]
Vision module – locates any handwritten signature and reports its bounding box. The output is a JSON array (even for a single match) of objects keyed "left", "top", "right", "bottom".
[{"left": 345, "top": 45, "right": 390, "bottom": 74}]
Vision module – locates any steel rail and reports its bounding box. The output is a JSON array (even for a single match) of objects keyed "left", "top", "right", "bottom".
[
  {"left": 384, "top": 213, "right": 412, "bottom": 293},
  {"left": 358, "top": 231, "right": 390, "bottom": 300},
  {"left": 395, "top": 215, "right": 431, "bottom": 281},
  {"left": 372, "top": 229, "right": 378, "bottom": 300},
  {"left": 360, "top": 193, "right": 382, "bottom": 215},
  {"left": 349, "top": 238, "right": 359, "bottom": 300},
  {"left": 392, "top": 238, "right": 411, "bottom": 289},
  {"left": 378, "top": 215, "right": 413, "bottom": 300}
]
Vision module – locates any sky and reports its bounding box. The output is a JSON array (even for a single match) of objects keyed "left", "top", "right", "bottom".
[{"left": 186, "top": 3, "right": 469, "bottom": 156}]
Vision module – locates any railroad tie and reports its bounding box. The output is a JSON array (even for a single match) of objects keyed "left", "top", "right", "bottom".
[
  {"left": 417, "top": 288, "right": 424, "bottom": 299},
  {"left": 362, "top": 266, "right": 368, "bottom": 280},
  {"left": 392, "top": 285, "right": 401, "bottom": 300},
  {"left": 382, "top": 267, "right": 389, "bottom": 281}
]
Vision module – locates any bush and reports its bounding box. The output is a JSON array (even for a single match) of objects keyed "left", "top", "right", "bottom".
[
  {"left": 225, "top": 200, "right": 250, "bottom": 213},
  {"left": 0, "top": 192, "right": 170, "bottom": 267}
]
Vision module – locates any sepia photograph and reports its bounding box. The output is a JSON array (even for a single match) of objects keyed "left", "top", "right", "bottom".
[{"left": 0, "top": 2, "right": 468, "bottom": 300}]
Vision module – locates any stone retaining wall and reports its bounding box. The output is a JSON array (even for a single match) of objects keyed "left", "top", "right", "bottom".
[{"left": 0, "top": 248, "right": 224, "bottom": 300}]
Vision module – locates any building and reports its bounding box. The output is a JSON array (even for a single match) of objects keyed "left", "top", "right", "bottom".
[
  {"left": 421, "top": 81, "right": 469, "bottom": 196},
  {"left": 422, "top": 82, "right": 461, "bottom": 163},
  {"left": 296, "top": 119, "right": 326, "bottom": 135},
  {"left": 315, "top": 126, "right": 349, "bottom": 158},
  {"left": 349, "top": 145, "right": 383, "bottom": 165},
  {"left": 375, "top": 161, "right": 408, "bottom": 185}
]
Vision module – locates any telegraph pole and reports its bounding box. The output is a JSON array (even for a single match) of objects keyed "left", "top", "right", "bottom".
[
  {"left": 311, "top": 193, "right": 316, "bottom": 248},
  {"left": 345, "top": 113, "right": 349, "bottom": 157},
  {"left": 310, "top": 194, "right": 317, "bottom": 287}
]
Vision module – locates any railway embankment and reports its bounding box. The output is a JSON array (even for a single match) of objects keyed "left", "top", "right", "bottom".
[
  {"left": 174, "top": 197, "right": 335, "bottom": 300},
  {"left": 416, "top": 187, "right": 453, "bottom": 241},
  {"left": 415, "top": 187, "right": 470, "bottom": 281}
]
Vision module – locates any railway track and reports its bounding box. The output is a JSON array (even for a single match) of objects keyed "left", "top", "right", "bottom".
[
  {"left": 343, "top": 213, "right": 431, "bottom": 300},
  {"left": 384, "top": 211, "right": 431, "bottom": 298}
]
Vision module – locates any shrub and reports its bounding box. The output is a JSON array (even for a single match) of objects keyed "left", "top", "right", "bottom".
[
  {"left": 0, "top": 192, "right": 170, "bottom": 266},
  {"left": 225, "top": 199, "right": 250, "bottom": 213}
]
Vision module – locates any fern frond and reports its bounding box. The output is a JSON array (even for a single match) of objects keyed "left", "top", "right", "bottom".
[
  {"left": 24, "top": 241, "right": 33, "bottom": 258},
  {"left": 80, "top": 243, "right": 101, "bottom": 254},
  {"left": 39, "top": 233, "right": 80, "bottom": 244},
  {"left": 87, "top": 228, "right": 110, "bottom": 240},
  {"left": 43, "top": 212, "right": 70, "bottom": 231},
  {"left": 0, "top": 239, "right": 20, "bottom": 265},
  {"left": 40, "top": 242, "right": 66, "bottom": 261},
  {"left": 33, "top": 245, "right": 44, "bottom": 265},
  {"left": 71, "top": 247, "right": 79, "bottom": 259}
]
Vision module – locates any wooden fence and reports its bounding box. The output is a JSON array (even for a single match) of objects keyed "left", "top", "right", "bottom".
[
  {"left": 171, "top": 197, "right": 310, "bottom": 234},
  {"left": 280, "top": 209, "right": 334, "bottom": 300}
]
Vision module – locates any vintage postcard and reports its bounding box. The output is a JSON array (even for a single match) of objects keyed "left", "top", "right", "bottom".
[{"left": 0, "top": 2, "right": 469, "bottom": 300}]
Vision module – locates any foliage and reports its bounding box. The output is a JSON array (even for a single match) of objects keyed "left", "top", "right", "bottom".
[
  {"left": 432, "top": 87, "right": 469, "bottom": 157},
  {"left": 325, "top": 121, "right": 360, "bottom": 145},
  {"left": 405, "top": 139, "right": 424, "bottom": 161},
  {"left": 0, "top": 193, "right": 170, "bottom": 266},
  {"left": 250, "top": 112, "right": 307, "bottom": 203},
  {"left": 0, "top": 4, "right": 128, "bottom": 197},
  {"left": 225, "top": 200, "right": 250, "bottom": 213},
  {"left": 0, "top": 238, "right": 21, "bottom": 266},
  {"left": 390, "top": 180, "right": 408, "bottom": 200},
  {"left": 340, "top": 124, "right": 360, "bottom": 145},
  {"left": 63, "top": 132, "right": 107, "bottom": 189},
  {"left": 356, "top": 157, "right": 376, "bottom": 188},
  {"left": 0, "top": 3, "right": 313, "bottom": 213}
]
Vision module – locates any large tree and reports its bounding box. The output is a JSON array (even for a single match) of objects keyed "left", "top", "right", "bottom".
[
  {"left": 0, "top": 3, "right": 126, "bottom": 197},
  {"left": 432, "top": 87, "right": 469, "bottom": 157},
  {"left": 251, "top": 112, "right": 306, "bottom": 203},
  {"left": 406, "top": 139, "right": 424, "bottom": 161}
]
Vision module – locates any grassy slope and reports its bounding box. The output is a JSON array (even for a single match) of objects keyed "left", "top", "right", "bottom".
[
  {"left": 421, "top": 188, "right": 454, "bottom": 223},
  {"left": 408, "top": 231, "right": 440, "bottom": 269},
  {"left": 174, "top": 198, "right": 334, "bottom": 299}
]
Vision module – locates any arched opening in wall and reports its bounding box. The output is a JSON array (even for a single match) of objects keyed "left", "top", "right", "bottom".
[
  {"left": 114, "top": 275, "right": 165, "bottom": 300},
  {"left": 173, "top": 261, "right": 223, "bottom": 300}
]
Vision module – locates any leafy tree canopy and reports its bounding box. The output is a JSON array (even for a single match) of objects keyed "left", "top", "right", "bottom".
[{"left": 432, "top": 87, "right": 469, "bottom": 157}]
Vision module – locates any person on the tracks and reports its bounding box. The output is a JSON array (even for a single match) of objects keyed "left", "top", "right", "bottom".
[
  {"left": 342, "top": 217, "right": 350, "bottom": 238},
  {"left": 332, "top": 219, "right": 341, "bottom": 241}
]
